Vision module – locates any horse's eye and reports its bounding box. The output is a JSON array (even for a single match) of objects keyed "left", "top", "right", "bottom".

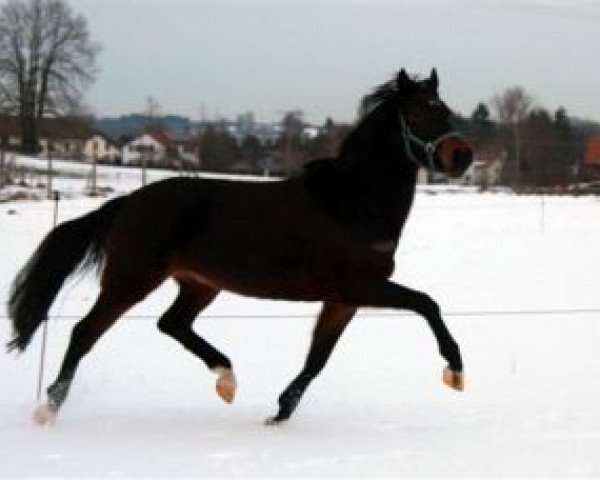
[{"left": 427, "top": 99, "right": 442, "bottom": 109}]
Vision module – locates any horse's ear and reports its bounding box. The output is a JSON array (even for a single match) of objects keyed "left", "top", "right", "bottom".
[
  {"left": 397, "top": 68, "right": 413, "bottom": 94},
  {"left": 428, "top": 68, "right": 439, "bottom": 92}
]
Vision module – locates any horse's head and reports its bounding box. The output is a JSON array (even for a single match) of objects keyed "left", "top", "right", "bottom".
[{"left": 396, "top": 68, "right": 472, "bottom": 178}]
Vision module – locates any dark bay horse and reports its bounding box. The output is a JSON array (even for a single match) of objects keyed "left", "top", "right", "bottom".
[{"left": 8, "top": 68, "right": 472, "bottom": 425}]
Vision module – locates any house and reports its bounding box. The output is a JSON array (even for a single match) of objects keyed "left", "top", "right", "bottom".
[
  {"left": 0, "top": 115, "right": 22, "bottom": 150},
  {"left": 584, "top": 135, "right": 600, "bottom": 177},
  {"left": 0, "top": 114, "right": 93, "bottom": 159},
  {"left": 39, "top": 117, "right": 93, "bottom": 159},
  {"left": 122, "top": 130, "right": 177, "bottom": 165},
  {"left": 82, "top": 133, "right": 122, "bottom": 163},
  {"left": 461, "top": 145, "right": 506, "bottom": 188},
  {"left": 170, "top": 136, "right": 201, "bottom": 167}
]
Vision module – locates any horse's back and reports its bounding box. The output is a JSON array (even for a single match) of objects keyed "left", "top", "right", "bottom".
[
  {"left": 99, "top": 175, "right": 393, "bottom": 302},
  {"left": 100, "top": 176, "right": 306, "bottom": 284}
]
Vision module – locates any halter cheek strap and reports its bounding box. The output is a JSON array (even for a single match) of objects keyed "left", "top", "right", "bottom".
[{"left": 399, "top": 114, "right": 463, "bottom": 171}]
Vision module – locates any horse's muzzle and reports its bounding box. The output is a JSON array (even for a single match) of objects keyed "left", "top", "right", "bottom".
[
  {"left": 438, "top": 137, "right": 473, "bottom": 178},
  {"left": 451, "top": 147, "right": 473, "bottom": 177}
]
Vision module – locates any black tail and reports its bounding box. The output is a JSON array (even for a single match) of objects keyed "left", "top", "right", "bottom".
[{"left": 7, "top": 195, "right": 127, "bottom": 352}]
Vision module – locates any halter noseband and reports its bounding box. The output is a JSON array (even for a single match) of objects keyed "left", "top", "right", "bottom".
[{"left": 399, "top": 114, "right": 463, "bottom": 171}]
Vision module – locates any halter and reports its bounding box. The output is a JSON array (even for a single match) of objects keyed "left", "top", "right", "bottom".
[{"left": 399, "top": 114, "right": 464, "bottom": 171}]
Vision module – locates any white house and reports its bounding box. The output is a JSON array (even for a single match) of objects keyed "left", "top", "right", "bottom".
[
  {"left": 122, "top": 131, "right": 174, "bottom": 165},
  {"left": 461, "top": 147, "right": 506, "bottom": 188},
  {"left": 171, "top": 138, "right": 201, "bottom": 166},
  {"left": 82, "top": 133, "right": 121, "bottom": 163}
]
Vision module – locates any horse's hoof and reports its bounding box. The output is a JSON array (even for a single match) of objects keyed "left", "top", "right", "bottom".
[
  {"left": 265, "top": 415, "right": 286, "bottom": 426},
  {"left": 443, "top": 367, "right": 464, "bottom": 391},
  {"left": 33, "top": 404, "right": 57, "bottom": 426},
  {"left": 214, "top": 368, "right": 237, "bottom": 404}
]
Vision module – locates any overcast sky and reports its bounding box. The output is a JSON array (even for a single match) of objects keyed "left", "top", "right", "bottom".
[{"left": 76, "top": 0, "right": 600, "bottom": 124}]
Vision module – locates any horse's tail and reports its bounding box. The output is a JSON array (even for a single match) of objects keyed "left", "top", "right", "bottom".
[{"left": 6, "top": 195, "right": 127, "bottom": 353}]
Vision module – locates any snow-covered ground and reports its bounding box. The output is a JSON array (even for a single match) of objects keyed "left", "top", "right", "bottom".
[{"left": 1, "top": 157, "right": 600, "bottom": 477}]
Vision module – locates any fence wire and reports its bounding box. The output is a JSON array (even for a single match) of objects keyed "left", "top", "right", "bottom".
[{"left": 0, "top": 307, "right": 599, "bottom": 322}]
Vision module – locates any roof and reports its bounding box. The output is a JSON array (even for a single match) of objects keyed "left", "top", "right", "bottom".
[
  {"left": 171, "top": 137, "right": 201, "bottom": 150},
  {"left": 41, "top": 117, "right": 94, "bottom": 140},
  {"left": 90, "top": 131, "right": 121, "bottom": 147},
  {"left": 145, "top": 130, "right": 175, "bottom": 149},
  {"left": 138, "top": 129, "right": 178, "bottom": 155},
  {"left": 0, "top": 114, "right": 93, "bottom": 140},
  {"left": 0, "top": 115, "right": 22, "bottom": 137},
  {"left": 584, "top": 135, "right": 600, "bottom": 166}
]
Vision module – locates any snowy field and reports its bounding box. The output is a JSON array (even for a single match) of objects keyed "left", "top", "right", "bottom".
[{"left": 1, "top": 157, "right": 600, "bottom": 477}]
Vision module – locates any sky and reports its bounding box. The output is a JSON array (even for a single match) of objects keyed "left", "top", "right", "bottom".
[{"left": 75, "top": 0, "right": 600, "bottom": 124}]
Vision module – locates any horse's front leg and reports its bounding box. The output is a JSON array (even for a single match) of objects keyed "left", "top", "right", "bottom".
[
  {"left": 346, "top": 280, "right": 464, "bottom": 390},
  {"left": 267, "top": 302, "right": 356, "bottom": 425}
]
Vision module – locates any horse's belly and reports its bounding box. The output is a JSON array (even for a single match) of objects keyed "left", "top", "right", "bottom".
[
  {"left": 229, "top": 273, "right": 334, "bottom": 301},
  {"left": 174, "top": 216, "right": 394, "bottom": 302},
  {"left": 175, "top": 247, "right": 393, "bottom": 303},
  {"left": 197, "top": 257, "right": 337, "bottom": 301}
]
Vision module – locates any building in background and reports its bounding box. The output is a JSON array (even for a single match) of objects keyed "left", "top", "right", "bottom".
[{"left": 584, "top": 135, "right": 600, "bottom": 178}]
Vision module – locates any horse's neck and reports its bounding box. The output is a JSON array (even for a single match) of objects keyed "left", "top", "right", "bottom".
[
  {"left": 348, "top": 160, "right": 418, "bottom": 242},
  {"left": 302, "top": 101, "right": 419, "bottom": 243},
  {"left": 303, "top": 140, "right": 418, "bottom": 244}
]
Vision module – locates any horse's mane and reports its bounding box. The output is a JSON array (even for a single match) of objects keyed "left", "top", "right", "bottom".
[
  {"left": 334, "top": 77, "right": 404, "bottom": 163},
  {"left": 302, "top": 72, "right": 424, "bottom": 174},
  {"left": 358, "top": 73, "right": 426, "bottom": 118},
  {"left": 357, "top": 79, "right": 399, "bottom": 118}
]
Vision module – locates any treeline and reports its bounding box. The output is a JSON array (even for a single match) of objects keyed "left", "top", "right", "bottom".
[
  {"left": 454, "top": 86, "right": 600, "bottom": 187},
  {"left": 197, "top": 92, "right": 600, "bottom": 186},
  {"left": 196, "top": 114, "right": 351, "bottom": 175}
]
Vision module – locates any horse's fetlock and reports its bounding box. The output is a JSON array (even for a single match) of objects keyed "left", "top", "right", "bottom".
[
  {"left": 441, "top": 340, "right": 462, "bottom": 370},
  {"left": 279, "top": 387, "right": 303, "bottom": 413},
  {"left": 47, "top": 377, "right": 73, "bottom": 410}
]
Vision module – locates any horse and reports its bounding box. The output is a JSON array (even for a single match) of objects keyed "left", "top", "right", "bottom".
[{"left": 7, "top": 68, "right": 472, "bottom": 425}]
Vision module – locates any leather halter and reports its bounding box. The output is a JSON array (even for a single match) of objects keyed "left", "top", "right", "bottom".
[{"left": 399, "top": 114, "right": 464, "bottom": 170}]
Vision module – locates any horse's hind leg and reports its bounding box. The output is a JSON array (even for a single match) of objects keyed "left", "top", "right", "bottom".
[
  {"left": 157, "top": 278, "right": 235, "bottom": 403},
  {"left": 267, "top": 302, "right": 356, "bottom": 424},
  {"left": 34, "top": 287, "right": 146, "bottom": 425}
]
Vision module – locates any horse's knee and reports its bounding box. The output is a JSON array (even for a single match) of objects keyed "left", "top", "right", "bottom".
[
  {"left": 157, "top": 317, "right": 182, "bottom": 337},
  {"left": 415, "top": 292, "right": 441, "bottom": 318},
  {"left": 157, "top": 288, "right": 208, "bottom": 338}
]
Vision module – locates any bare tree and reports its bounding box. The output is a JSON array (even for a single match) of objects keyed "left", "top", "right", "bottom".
[
  {"left": 491, "top": 86, "right": 534, "bottom": 187},
  {"left": 0, "top": 0, "right": 100, "bottom": 154},
  {"left": 492, "top": 86, "right": 533, "bottom": 124},
  {"left": 278, "top": 109, "right": 304, "bottom": 173}
]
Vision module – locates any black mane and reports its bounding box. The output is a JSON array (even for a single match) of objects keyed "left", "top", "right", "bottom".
[
  {"left": 358, "top": 72, "right": 428, "bottom": 118},
  {"left": 358, "top": 78, "right": 400, "bottom": 118},
  {"left": 302, "top": 73, "right": 424, "bottom": 175}
]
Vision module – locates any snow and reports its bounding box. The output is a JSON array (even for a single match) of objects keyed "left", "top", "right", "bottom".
[{"left": 1, "top": 157, "right": 600, "bottom": 477}]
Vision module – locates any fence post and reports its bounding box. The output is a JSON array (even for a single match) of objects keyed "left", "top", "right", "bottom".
[
  {"left": 0, "top": 147, "right": 5, "bottom": 189},
  {"left": 46, "top": 152, "right": 54, "bottom": 200},
  {"left": 540, "top": 195, "right": 546, "bottom": 233},
  {"left": 36, "top": 190, "right": 60, "bottom": 402}
]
